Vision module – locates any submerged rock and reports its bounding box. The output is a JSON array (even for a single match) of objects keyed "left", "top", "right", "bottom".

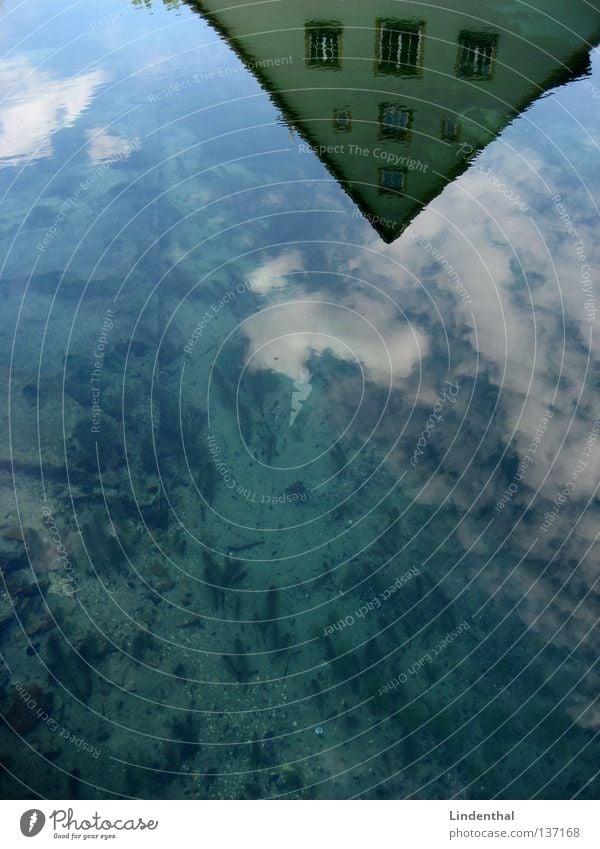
[{"left": 1, "top": 683, "right": 54, "bottom": 735}]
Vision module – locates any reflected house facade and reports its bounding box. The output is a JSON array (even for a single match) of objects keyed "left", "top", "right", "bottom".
[{"left": 190, "top": 0, "right": 600, "bottom": 241}]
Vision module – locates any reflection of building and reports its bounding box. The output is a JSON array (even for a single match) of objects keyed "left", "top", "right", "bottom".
[{"left": 188, "top": 0, "right": 600, "bottom": 241}]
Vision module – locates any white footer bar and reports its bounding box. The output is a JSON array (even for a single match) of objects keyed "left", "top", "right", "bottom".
[{"left": 1, "top": 800, "right": 598, "bottom": 848}]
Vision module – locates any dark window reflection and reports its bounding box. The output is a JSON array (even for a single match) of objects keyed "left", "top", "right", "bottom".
[
  {"left": 379, "top": 167, "right": 406, "bottom": 195},
  {"left": 379, "top": 103, "right": 413, "bottom": 140},
  {"left": 441, "top": 115, "right": 461, "bottom": 141},
  {"left": 456, "top": 30, "right": 499, "bottom": 80},
  {"left": 333, "top": 108, "right": 352, "bottom": 132},
  {"left": 305, "top": 21, "right": 343, "bottom": 69},
  {"left": 375, "top": 19, "right": 424, "bottom": 76}
]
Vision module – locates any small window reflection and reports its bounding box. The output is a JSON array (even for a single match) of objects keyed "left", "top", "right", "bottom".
[
  {"left": 456, "top": 31, "right": 498, "bottom": 80},
  {"left": 379, "top": 167, "right": 406, "bottom": 195},
  {"left": 333, "top": 108, "right": 352, "bottom": 133},
  {"left": 375, "top": 19, "right": 424, "bottom": 76},
  {"left": 305, "top": 21, "right": 343, "bottom": 69},
  {"left": 379, "top": 103, "right": 413, "bottom": 140},
  {"left": 441, "top": 115, "right": 461, "bottom": 141}
]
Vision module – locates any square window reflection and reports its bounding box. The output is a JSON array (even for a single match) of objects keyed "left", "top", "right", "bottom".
[
  {"left": 456, "top": 31, "right": 498, "bottom": 80},
  {"left": 379, "top": 167, "right": 407, "bottom": 195},
  {"left": 375, "top": 19, "right": 424, "bottom": 77},
  {"left": 306, "top": 21, "right": 343, "bottom": 69},
  {"left": 379, "top": 103, "right": 413, "bottom": 140}
]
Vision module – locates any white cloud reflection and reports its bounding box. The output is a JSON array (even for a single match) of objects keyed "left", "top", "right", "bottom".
[
  {"left": 241, "top": 253, "right": 427, "bottom": 386},
  {"left": 0, "top": 58, "right": 105, "bottom": 167}
]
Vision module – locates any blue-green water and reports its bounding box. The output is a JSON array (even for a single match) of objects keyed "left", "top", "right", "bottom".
[{"left": 0, "top": 0, "right": 599, "bottom": 799}]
